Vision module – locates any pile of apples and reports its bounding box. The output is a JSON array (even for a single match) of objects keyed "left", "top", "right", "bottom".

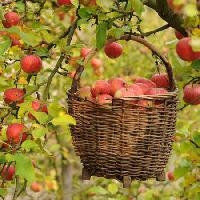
[{"left": 77, "top": 73, "right": 170, "bottom": 106}]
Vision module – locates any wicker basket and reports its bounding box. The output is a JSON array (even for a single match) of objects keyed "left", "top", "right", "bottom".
[{"left": 68, "top": 35, "right": 178, "bottom": 187}]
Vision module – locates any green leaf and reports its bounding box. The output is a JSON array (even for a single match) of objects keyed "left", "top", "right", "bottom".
[
  {"left": 18, "top": 101, "right": 33, "bottom": 118},
  {"left": 15, "top": 153, "right": 35, "bottom": 182},
  {"left": 32, "top": 111, "right": 49, "bottom": 125},
  {"left": 35, "top": 47, "right": 49, "bottom": 57},
  {"left": 0, "top": 36, "right": 12, "bottom": 55},
  {"left": 0, "top": 188, "right": 7, "bottom": 197},
  {"left": 48, "top": 102, "right": 63, "bottom": 117},
  {"left": 191, "top": 60, "right": 200, "bottom": 70},
  {"left": 21, "top": 140, "right": 40, "bottom": 152},
  {"left": 51, "top": 112, "right": 76, "bottom": 126},
  {"left": 87, "top": 186, "right": 108, "bottom": 195},
  {"left": 174, "top": 166, "right": 190, "bottom": 178},
  {"left": 16, "top": 1, "right": 25, "bottom": 12},
  {"left": 96, "top": 22, "right": 107, "bottom": 49},
  {"left": 0, "top": 154, "right": 6, "bottom": 164},
  {"left": 19, "top": 32, "right": 41, "bottom": 46},
  {"left": 108, "top": 183, "right": 119, "bottom": 195},
  {"left": 131, "top": 0, "right": 144, "bottom": 16},
  {"left": 32, "top": 127, "right": 48, "bottom": 139},
  {"left": 71, "top": 0, "right": 79, "bottom": 7}
]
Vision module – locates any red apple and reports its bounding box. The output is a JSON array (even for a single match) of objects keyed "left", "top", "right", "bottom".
[
  {"left": 57, "top": 0, "right": 72, "bottom": 6},
  {"left": 183, "top": 84, "right": 200, "bottom": 105},
  {"left": 145, "top": 88, "right": 168, "bottom": 95},
  {"left": 28, "top": 100, "right": 48, "bottom": 120},
  {"left": 135, "top": 77, "right": 156, "bottom": 89},
  {"left": 127, "top": 84, "right": 144, "bottom": 95},
  {"left": 175, "top": 31, "right": 184, "bottom": 40},
  {"left": 167, "top": 0, "right": 183, "bottom": 12},
  {"left": 80, "top": 48, "right": 92, "bottom": 58},
  {"left": 151, "top": 73, "right": 170, "bottom": 89},
  {"left": 135, "top": 83, "right": 150, "bottom": 94},
  {"left": 6, "top": 123, "right": 27, "bottom": 144},
  {"left": 167, "top": 171, "right": 175, "bottom": 181},
  {"left": 4, "top": 88, "right": 25, "bottom": 104},
  {"left": 31, "top": 182, "right": 42, "bottom": 192},
  {"left": 176, "top": 38, "right": 200, "bottom": 61},
  {"left": 78, "top": 86, "right": 92, "bottom": 98},
  {"left": 108, "top": 78, "right": 125, "bottom": 96},
  {"left": 20, "top": 55, "right": 42, "bottom": 74},
  {"left": 91, "top": 80, "right": 111, "bottom": 97},
  {"left": 1, "top": 165, "right": 15, "bottom": 181},
  {"left": 3, "top": 12, "right": 21, "bottom": 28},
  {"left": 91, "top": 58, "right": 102, "bottom": 70},
  {"left": 96, "top": 94, "right": 112, "bottom": 105},
  {"left": 104, "top": 42, "right": 123, "bottom": 59}
]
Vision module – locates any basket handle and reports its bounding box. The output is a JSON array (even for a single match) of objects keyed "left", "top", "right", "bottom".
[{"left": 70, "top": 35, "right": 176, "bottom": 94}]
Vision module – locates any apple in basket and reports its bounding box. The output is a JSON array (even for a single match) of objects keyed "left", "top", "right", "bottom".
[
  {"left": 96, "top": 94, "right": 112, "bottom": 105},
  {"left": 91, "top": 80, "right": 111, "bottom": 97},
  {"left": 108, "top": 78, "right": 126, "bottom": 96},
  {"left": 78, "top": 86, "right": 92, "bottom": 98}
]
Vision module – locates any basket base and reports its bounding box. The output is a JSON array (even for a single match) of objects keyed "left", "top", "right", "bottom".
[{"left": 81, "top": 167, "right": 166, "bottom": 188}]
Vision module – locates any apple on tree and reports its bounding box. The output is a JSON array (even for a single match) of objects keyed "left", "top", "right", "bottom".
[
  {"left": 1, "top": 165, "right": 16, "bottom": 181},
  {"left": 6, "top": 123, "right": 27, "bottom": 144},
  {"left": 80, "top": 48, "right": 92, "bottom": 58},
  {"left": 167, "top": 171, "right": 175, "bottom": 181},
  {"left": 175, "top": 31, "right": 184, "bottom": 40},
  {"left": 104, "top": 42, "right": 123, "bottom": 59},
  {"left": 31, "top": 182, "right": 42, "bottom": 192},
  {"left": 4, "top": 88, "right": 25, "bottom": 105},
  {"left": 183, "top": 84, "right": 200, "bottom": 105},
  {"left": 176, "top": 38, "right": 200, "bottom": 61},
  {"left": 28, "top": 100, "right": 48, "bottom": 120},
  {"left": 57, "top": 0, "right": 72, "bottom": 6},
  {"left": 91, "top": 58, "right": 102, "bottom": 70},
  {"left": 2, "top": 12, "right": 21, "bottom": 28},
  {"left": 20, "top": 55, "right": 42, "bottom": 74}
]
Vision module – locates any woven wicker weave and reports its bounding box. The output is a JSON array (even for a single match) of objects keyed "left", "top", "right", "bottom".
[{"left": 68, "top": 35, "right": 178, "bottom": 187}]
